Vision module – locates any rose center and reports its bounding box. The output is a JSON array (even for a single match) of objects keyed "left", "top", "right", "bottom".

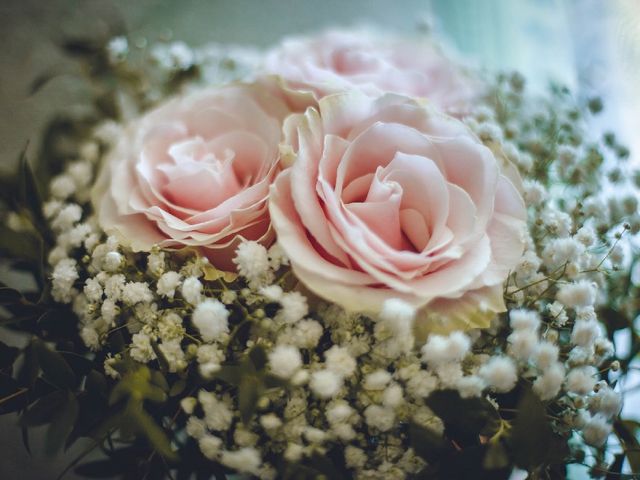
[{"left": 158, "top": 136, "right": 244, "bottom": 211}]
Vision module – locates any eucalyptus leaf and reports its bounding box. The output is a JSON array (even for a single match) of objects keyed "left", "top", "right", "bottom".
[
  {"left": 45, "top": 391, "right": 79, "bottom": 454},
  {"left": 614, "top": 420, "right": 640, "bottom": 475},
  {"left": 425, "top": 389, "right": 501, "bottom": 444},
  {"left": 238, "top": 375, "right": 261, "bottom": 425},
  {"left": 510, "top": 387, "right": 552, "bottom": 469},
  {"left": 34, "top": 340, "right": 76, "bottom": 389},
  {"left": 408, "top": 422, "right": 451, "bottom": 464},
  {"left": 20, "top": 390, "right": 67, "bottom": 426},
  {"left": 125, "top": 400, "right": 178, "bottom": 460},
  {"left": 0, "top": 374, "right": 27, "bottom": 414},
  {"left": 0, "top": 341, "right": 20, "bottom": 369}
]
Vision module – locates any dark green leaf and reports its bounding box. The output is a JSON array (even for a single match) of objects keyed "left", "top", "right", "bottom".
[
  {"left": 125, "top": 401, "right": 177, "bottom": 460},
  {"left": 510, "top": 388, "right": 552, "bottom": 469},
  {"left": 150, "top": 340, "right": 170, "bottom": 373},
  {"left": 60, "top": 352, "right": 94, "bottom": 377},
  {"left": 0, "top": 341, "right": 20, "bottom": 369},
  {"left": 605, "top": 454, "right": 625, "bottom": 480},
  {"left": 18, "top": 149, "right": 47, "bottom": 235},
  {"left": 408, "top": 422, "right": 451, "bottom": 464},
  {"left": 249, "top": 345, "right": 268, "bottom": 371},
  {"left": 0, "top": 374, "right": 28, "bottom": 414},
  {"left": 169, "top": 379, "right": 187, "bottom": 397},
  {"left": 34, "top": 340, "right": 76, "bottom": 389},
  {"left": 214, "top": 365, "right": 243, "bottom": 386},
  {"left": 75, "top": 458, "right": 130, "bottom": 478},
  {"left": 614, "top": 420, "right": 640, "bottom": 474},
  {"left": 425, "top": 390, "right": 501, "bottom": 443},
  {"left": 0, "top": 287, "right": 22, "bottom": 305},
  {"left": 45, "top": 392, "right": 79, "bottom": 454},
  {"left": 85, "top": 370, "right": 108, "bottom": 398},
  {"left": 16, "top": 343, "right": 39, "bottom": 388},
  {"left": 150, "top": 369, "right": 169, "bottom": 393},
  {"left": 238, "top": 375, "right": 261, "bottom": 425},
  {"left": 483, "top": 441, "right": 509, "bottom": 470},
  {"left": 20, "top": 390, "right": 67, "bottom": 426}
]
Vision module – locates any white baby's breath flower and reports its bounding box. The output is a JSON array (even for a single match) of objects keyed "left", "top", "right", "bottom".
[
  {"left": 509, "top": 309, "right": 540, "bottom": 332},
  {"left": 556, "top": 281, "right": 597, "bottom": 309},
  {"left": 234, "top": 241, "right": 272, "bottom": 288},
  {"left": 571, "top": 320, "right": 601, "bottom": 348},
  {"left": 479, "top": 356, "right": 518, "bottom": 392},
  {"left": 121, "top": 282, "right": 153, "bottom": 306},
  {"left": 83, "top": 277, "right": 103, "bottom": 302},
  {"left": 456, "top": 375, "right": 486, "bottom": 398},
  {"left": 582, "top": 413, "right": 612, "bottom": 446},
  {"left": 421, "top": 331, "right": 470, "bottom": 365},
  {"left": 157, "top": 271, "right": 181, "bottom": 299},
  {"left": 277, "top": 291, "right": 308, "bottom": 324},
  {"left": 324, "top": 345, "right": 356, "bottom": 378},
  {"left": 566, "top": 366, "right": 597, "bottom": 395},
  {"left": 199, "top": 435, "right": 223, "bottom": 460},
  {"left": 220, "top": 447, "right": 262, "bottom": 475},
  {"left": 364, "top": 405, "right": 395, "bottom": 432},
  {"left": 199, "top": 390, "right": 233, "bottom": 431},
  {"left": 310, "top": 369, "right": 342, "bottom": 398},
  {"left": 130, "top": 332, "right": 156, "bottom": 363},
  {"left": 186, "top": 417, "right": 207, "bottom": 439},
  {"left": 181, "top": 276, "right": 203, "bottom": 305},
  {"left": 363, "top": 370, "right": 392, "bottom": 391},
  {"left": 192, "top": 299, "right": 229, "bottom": 342},
  {"left": 532, "top": 362, "right": 565, "bottom": 400},
  {"left": 180, "top": 397, "right": 197, "bottom": 415},
  {"left": 52, "top": 258, "right": 79, "bottom": 303},
  {"left": 147, "top": 250, "right": 165, "bottom": 276},
  {"left": 268, "top": 345, "right": 302, "bottom": 379},
  {"left": 80, "top": 326, "right": 100, "bottom": 350}
]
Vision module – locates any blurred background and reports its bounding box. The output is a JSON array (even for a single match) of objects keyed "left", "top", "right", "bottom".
[{"left": 0, "top": 0, "right": 639, "bottom": 478}]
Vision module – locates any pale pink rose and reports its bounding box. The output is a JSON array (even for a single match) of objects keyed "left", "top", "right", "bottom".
[
  {"left": 264, "top": 29, "right": 480, "bottom": 115},
  {"left": 93, "top": 79, "right": 309, "bottom": 270},
  {"left": 269, "top": 92, "right": 526, "bottom": 336}
]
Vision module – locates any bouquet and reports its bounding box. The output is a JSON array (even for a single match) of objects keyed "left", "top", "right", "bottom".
[{"left": 1, "top": 26, "right": 638, "bottom": 479}]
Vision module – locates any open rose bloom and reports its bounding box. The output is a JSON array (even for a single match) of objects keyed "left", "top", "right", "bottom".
[
  {"left": 264, "top": 29, "right": 480, "bottom": 115},
  {"left": 93, "top": 80, "right": 307, "bottom": 270},
  {"left": 270, "top": 92, "right": 527, "bottom": 336}
]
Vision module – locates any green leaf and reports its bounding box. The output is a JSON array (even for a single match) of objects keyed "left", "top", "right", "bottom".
[
  {"left": 238, "top": 375, "right": 261, "bottom": 425},
  {"left": 0, "top": 374, "right": 28, "bottom": 414},
  {"left": 109, "top": 366, "right": 166, "bottom": 405},
  {"left": 0, "top": 341, "right": 20, "bottom": 369},
  {"left": 213, "top": 365, "right": 244, "bottom": 386},
  {"left": 21, "top": 390, "right": 67, "bottom": 426},
  {"left": 169, "top": 379, "right": 187, "bottom": 397},
  {"left": 16, "top": 343, "right": 39, "bottom": 388},
  {"left": 125, "top": 401, "right": 177, "bottom": 460},
  {"left": 248, "top": 345, "right": 268, "bottom": 371},
  {"left": 408, "top": 422, "right": 451, "bottom": 464},
  {"left": 509, "top": 388, "right": 552, "bottom": 469},
  {"left": 34, "top": 340, "right": 76, "bottom": 389},
  {"left": 0, "top": 287, "right": 22, "bottom": 305},
  {"left": 60, "top": 352, "right": 94, "bottom": 377},
  {"left": 425, "top": 390, "right": 501, "bottom": 443},
  {"left": 614, "top": 420, "right": 640, "bottom": 474},
  {"left": 85, "top": 370, "right": 108, "bottom": 399},
  {"left": 483, "top": 441, "right": 509, "bottom": 470},
  {"left": 18, "top": 149, "right": 47, "bottom": 235},
  {"left": 45, "top": 391, "right": 78, "bottom": 454}
]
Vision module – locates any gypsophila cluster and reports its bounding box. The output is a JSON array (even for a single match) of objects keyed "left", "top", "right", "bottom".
[{"left": 26, "top": 38, "right": 638, "bottom": 479}]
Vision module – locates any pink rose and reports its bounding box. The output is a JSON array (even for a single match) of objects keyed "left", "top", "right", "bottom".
[
  {"left": 264, "top": 29, "right": 480, "bottom": 114},
  {"left": 269, "top": 92, "right": 526, "bottom": 336},
  {"left": 93, "top": 80, "right": 307, "bottom": 270}
]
